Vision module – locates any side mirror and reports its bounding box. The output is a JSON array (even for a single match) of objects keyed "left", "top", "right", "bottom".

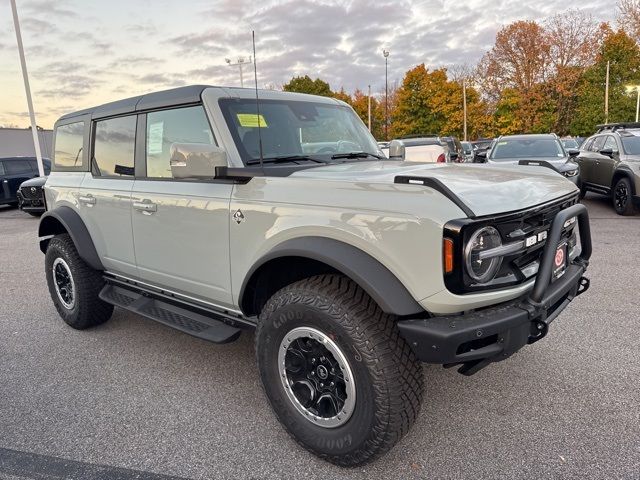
[
  {"left": 598, "top": 148, "right": 615, "bottom": 158},
  {"left": 567, "top": 148, "right": 580, "bottom": 158},
  {"left": 388, "top": 140, "right": 405, "bottom": 160},
  {"left": 170, "top": 143, "right": 227, "bottom": 179}
]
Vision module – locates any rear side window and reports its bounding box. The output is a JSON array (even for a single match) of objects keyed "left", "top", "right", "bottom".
[
  {"left": 54, "top": 122, "right": 85, "bottom": 169},
  {"left": 145, "top": 106, "right": 214, "bottom": 178},
  {"left": 93, "top": 116, "right": 137, "bottom": 177},
  {"left": 5, "top": 160, "right": 32, "bottom": 174},
  {"left": 0, "top": 162, "right": 5, "bottom": 176}
]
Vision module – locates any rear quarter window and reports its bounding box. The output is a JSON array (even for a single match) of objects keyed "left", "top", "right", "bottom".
[{"left": 54, "top": 121, "right": 86, "bottom": 171}]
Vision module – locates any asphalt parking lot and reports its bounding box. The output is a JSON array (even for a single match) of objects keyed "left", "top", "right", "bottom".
[{"left": 0, "top": 195, "right": 638, "bottom": 480}]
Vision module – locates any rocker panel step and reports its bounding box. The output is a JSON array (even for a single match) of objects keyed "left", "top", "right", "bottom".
[{"left": 99, "top": 285, "right": 241, "bottom": 344}]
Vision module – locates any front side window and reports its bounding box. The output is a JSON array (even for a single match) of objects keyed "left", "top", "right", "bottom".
[
  {"left": 489, "top": 137, "right": 564, "bottom": 160},
  {"left": 591, "top": 136, "right": 605, "bottom": 152},
  {"left": 219, "top": 98, "right": 379, "bottom": 164},
  {"left": 54, "top": 122, "right": 85, "bottom": 169},
  {"left": 145, "top": 106, "right": 215, "bottom": 178},
  {"left": 603, "top": 136, "right": 618, "bottom": 152},
  {"left": 93, "top": 116, "right": 136, "bottom": 177},
  {"left": 5, "top": 160, "right": 31, "bottom": 174}
]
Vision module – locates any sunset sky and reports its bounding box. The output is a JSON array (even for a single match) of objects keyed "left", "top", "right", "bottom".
[{"left": 1, "top": 0, "right": 614, "bottom": 129}]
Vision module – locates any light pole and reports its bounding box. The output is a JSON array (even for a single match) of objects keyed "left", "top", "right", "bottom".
[
  {"left": 625, "top": 84, "right": 640, "bottom": 122},
  {"left": 367, "top": 84, "right": 372, "bottom": 132},
  {"left": 225, "top": 56, "right": 252, "bottom": 88},
  {"left": 462, "top": 79, "right": 468, "bottom": 142},
  {"left": 10, "top": 0, "right": 44, "bottom": 177},
  {"left": 382, "top": 49, "right": 389, "bottom": 140}
]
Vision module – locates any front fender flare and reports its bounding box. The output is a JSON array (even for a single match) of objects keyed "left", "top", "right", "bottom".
[
  {"left": 240, "top": 236, "right": 423, "bottom": 316},
  {"left": 38, "top": 206, "right": 103, "bottom": 271}
]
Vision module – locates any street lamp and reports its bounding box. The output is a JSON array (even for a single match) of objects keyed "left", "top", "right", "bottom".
[
  {"left": 626, "top": 84, "right": 640, "bottom": 122},
  {"left": 225, "top": 56, "right": 252, "bottom": 88},
  {"left": 382, "top": 48, "right": 389, "bottom": 140}
]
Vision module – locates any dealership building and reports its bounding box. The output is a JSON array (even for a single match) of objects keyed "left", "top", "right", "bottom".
[{"left": 0, "top": 127, "right": 53, "bottom": 158}]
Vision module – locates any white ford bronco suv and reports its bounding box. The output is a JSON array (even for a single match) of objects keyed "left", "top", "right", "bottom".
[{"left": 39, "top": 86, "right": 591, "bottom": 466}]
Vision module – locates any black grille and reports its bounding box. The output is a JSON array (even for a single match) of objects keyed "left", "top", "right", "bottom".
[{"left": 20, "top": 185, "right": 42, "bottom": 200}]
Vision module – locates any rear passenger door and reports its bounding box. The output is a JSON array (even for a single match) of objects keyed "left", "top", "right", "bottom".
[
  {"left": 131, "top": 105, "right": 234, "bottom": 307},
  {"left": 79, "top": 115, "right": 138, "bottom": 277}
]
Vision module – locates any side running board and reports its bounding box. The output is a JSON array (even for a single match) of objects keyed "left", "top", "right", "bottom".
[{"left": 99, "top": 284, "right": 242, "bottom": 344}]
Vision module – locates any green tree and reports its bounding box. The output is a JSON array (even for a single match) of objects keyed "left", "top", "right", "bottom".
[
  {"left": 282, "top": 75, "right": 333, "bottom": 96},
  {"left": 572, "top": 27, "right": 640, "bottom": 135}
]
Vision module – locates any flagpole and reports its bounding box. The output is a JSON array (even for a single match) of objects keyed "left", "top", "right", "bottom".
[{"left": 10, "top": 0, "right": 44, "bottom": 177}]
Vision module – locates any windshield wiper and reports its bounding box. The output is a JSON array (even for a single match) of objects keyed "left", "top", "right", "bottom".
[
  {"left": 246, "top": 155, "right": 328, "bottom": 165},
  {"left": 330, "top": 151, "right": 384, "bottom": 160}
]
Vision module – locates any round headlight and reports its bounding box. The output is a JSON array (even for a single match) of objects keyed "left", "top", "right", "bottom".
[{"left": 465, "top": 226, "right": 502, "bottom": 283}]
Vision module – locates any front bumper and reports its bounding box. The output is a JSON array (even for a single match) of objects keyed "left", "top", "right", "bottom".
[{"left": 398, "top": 203, "right": 592, "bottom": 375}]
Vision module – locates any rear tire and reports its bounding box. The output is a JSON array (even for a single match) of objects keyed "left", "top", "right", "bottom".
[
  {"left": 45, "top": 234, "right": 113, "bottom": 329},
  {"left": 612, "top": 177, "right": 636, "bottom": 216},
  {"left": 255, "top": 274, "right": 423, "bottom": 467}
]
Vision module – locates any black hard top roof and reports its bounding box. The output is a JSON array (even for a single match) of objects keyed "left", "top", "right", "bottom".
[
  {"left": 0, "top": 156, "right": 50, "bottom": 162},
  {"left": 57, "top": 85, "right": 212, "bottom": 123}
]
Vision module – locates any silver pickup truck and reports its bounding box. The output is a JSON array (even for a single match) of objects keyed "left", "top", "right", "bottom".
[{"left": 39, "top": 85, "right": 591, "bottom": 466}]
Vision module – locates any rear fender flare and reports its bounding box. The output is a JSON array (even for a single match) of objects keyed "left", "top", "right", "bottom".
[{"left": 38, "top": 206, "right": 103, "bottom": 271}]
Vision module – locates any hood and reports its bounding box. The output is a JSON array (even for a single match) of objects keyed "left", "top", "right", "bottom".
[
  {"left": 19, "top": 176, "right": 47, "bottom": 188},
  {"left": 290, "top": 161, "right": 578, "bottom": 217}
]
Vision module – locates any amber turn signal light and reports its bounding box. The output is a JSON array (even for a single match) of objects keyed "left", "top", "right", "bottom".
[{"left": 443, "top": 238, "right": 454, "bottom": 273}]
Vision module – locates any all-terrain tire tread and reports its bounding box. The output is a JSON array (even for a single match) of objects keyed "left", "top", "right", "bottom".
[
  {"left": 256, "top": 274, "right": 424, "bottom": 466},
  {"left": 45, "top": 234, "right": 113, "bottom": 329}
]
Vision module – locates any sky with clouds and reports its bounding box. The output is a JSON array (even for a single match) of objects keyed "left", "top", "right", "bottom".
[{"left": 0, "top": 0, "right": 614, "bottom": 128}]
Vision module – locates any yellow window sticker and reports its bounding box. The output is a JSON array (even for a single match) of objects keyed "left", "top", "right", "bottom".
[{"left": 237, "top": 113, "right": 268, "bottom": 128}]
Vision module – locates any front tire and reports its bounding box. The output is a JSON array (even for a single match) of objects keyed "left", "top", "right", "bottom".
[
  {"left": 612, "top": 177, "right": 636, "bottom": 216},
  {"left": 45, "top": 234, "right": 113, "bottom": 329},
  {"left": 255, "top": 275, "right": 423, "bottom": 467}
]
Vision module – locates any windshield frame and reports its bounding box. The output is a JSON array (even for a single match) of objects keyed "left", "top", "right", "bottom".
[{"left": 218, "top": 97, "right": 381, "bottom": 166}]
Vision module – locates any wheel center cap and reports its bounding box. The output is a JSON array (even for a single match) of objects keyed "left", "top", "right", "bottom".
[{"left": 316, "top": 365, "right": 329, "bottom": 380}]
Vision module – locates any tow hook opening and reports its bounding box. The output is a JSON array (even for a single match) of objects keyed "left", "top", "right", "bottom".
[
  {"left": 456, "top": 334, "right": 499, "bottom": 356},
  {"left": 576, "top": 276, "right": 590, "bottom": 296}
]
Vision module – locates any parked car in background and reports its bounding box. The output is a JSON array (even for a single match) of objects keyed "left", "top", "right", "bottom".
[
  {"left": 561, "top": 137, "right": 580, "bottom": 150},
  {"left": 460, "top": 141, "right": 474, "bottom": 162},
  {"left": 479, "top": 134, "right": 580, "bottom": 185},
  {"left": 387, "top": 136, "right": 451, "bottom": 162},
  {"left": 1, "top": 157, "right": 50, "bottom": 207},
  {"left": 17, "top": 175, "right": 48, "bottom": 216},
  {"left": 440, "top": 136, "right": 465, "bottom": 163},
  {"left": 576, "top": 123, "right": 640, "bottom": 215},
  {"left": 471, "top": 138, "right": 494, "bottom": 162}
]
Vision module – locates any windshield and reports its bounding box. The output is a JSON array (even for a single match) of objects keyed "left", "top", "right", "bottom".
[
  {"left": 219, "top": 98, "right": 379, "bottom": 165},
  {"left": 562, "top": 139, "right": 579, "bottom": 149},
  {"left": 621, "top": 135, "right": 640, "bottom": 155},
  {"left": 490, "top": 138, "right": 565, "bottom": 160}
]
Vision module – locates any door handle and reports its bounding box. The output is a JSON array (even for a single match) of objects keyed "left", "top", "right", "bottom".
[
  {"left": 78, "top": 194, "right": 96, "bottom": 206},
  {"left": 133, "top": 199, "right": 157, "bottom": 215}
]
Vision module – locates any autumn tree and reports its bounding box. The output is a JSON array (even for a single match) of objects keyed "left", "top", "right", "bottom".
[
  {"left": 476, "top": 21, "right": 550, "bottom": 102},
  {"left": 572, "top": 28, "right": 640, "bottom": 134},
  {"left": 283, "top": 75, "right": 333, "bottom": 96},
  {"left": 544, "top": 10, "right": 600, "bottom": 134},
  {"left": 350, "top": 89, "right": 385, "bottom": 140},
  {"left": 391, "top": 64, "right": 489, "bottom": 139},
  {"left": 618, "top": 0, "right": 640, "bottom": 43}
]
